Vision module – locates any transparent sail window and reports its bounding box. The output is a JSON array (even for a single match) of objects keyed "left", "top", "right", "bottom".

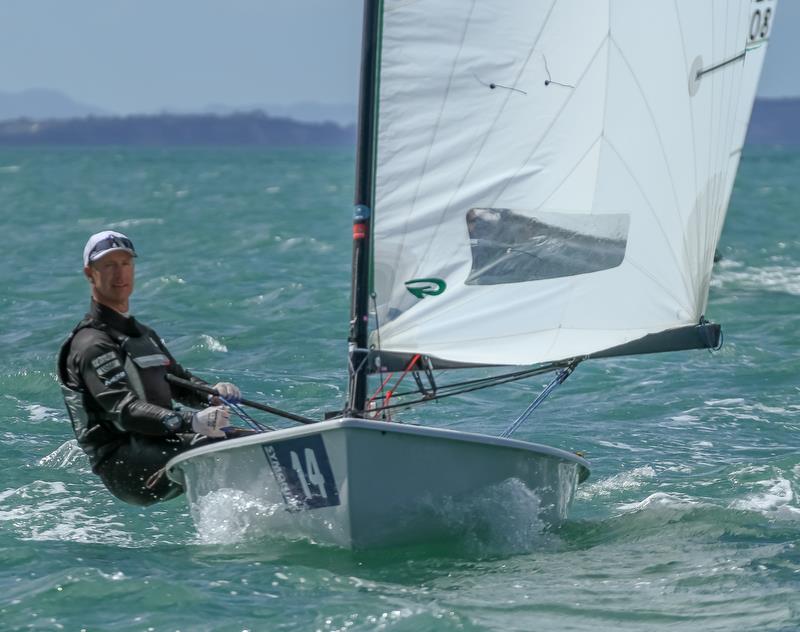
[{"left": 465, "top": 208, "right": 629, "bottom": 285}]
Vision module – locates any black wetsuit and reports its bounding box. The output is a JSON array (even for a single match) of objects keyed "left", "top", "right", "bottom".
[{"left": 57, "top": 301, "right": 216, "bottom": 506}]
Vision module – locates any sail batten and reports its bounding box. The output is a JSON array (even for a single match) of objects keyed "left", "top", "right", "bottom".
[{"left": 369, "top": 0, "right": 775, "bottom": 369}]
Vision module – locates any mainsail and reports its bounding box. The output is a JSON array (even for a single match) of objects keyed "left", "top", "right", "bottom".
[{"left": 366, "top": 0, "right": 775, "bottom": 369}]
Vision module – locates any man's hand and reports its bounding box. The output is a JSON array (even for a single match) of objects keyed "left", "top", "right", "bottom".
[
  {"left": 192, "top": 406, "right": 230, "bottom": 438},
  {"left": 212, "top": 382, "right": 241, "bottom": 404}
]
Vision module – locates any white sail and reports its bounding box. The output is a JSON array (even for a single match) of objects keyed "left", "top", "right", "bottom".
[{"left": 370, "top": 0, "right": 776, "bottom": 367}]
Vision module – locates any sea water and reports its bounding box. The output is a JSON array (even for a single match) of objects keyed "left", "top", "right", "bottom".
[{"left": 0, "top": 146, "right": 797, "bottom": 631}]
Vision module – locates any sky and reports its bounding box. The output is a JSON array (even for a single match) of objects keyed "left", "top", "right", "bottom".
[{"left": 0, "top": 1, "right": 797, "bottom": 116}]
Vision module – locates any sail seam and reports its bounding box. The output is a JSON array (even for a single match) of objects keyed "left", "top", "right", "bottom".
[
  {"left": 380, "top": 33, "right": 611, "bottom": 350},
  {"left": 547, "top": 0, "right": 611, "bottom": 367},
  {"left": 672, "top": 0, "right": 700, "bottom": 274},
  {"left": 536, "top": 135, "right": 603, "bottom": 210},
  {"left": 705, "top": 4, "right": 726, "bottom": 306},
  {"left": 393, "top": 0, "right": 479, "bottom": 284},
  {"left": 713, "top": 3, "right": 750, "bottom": 295},
  {"left": 622, "top": 255, "right": 694, "bottom": 319},
  {"left": 606, "top": 35, "right": 695, "bottom": 306},
  {"left": 711, "top": 3, "right": 738, "bottom": 295},
  {"left": 490, "top": 33, "right": 609, "bottom": 207},
  {"left": 707, "top": 2, "right": 743, "bottom": 309},
  {"left": 602, "top": 136, "right": 696, "bottom": 316},
  {"left": 378, "top": 318, "right": 698, "bottom": 352},
  {"left": 705, "top": 2, "right": 718, "bottom": 308},
  {"left": 415, "top": 0, "right": 561, "bottom": 274}
]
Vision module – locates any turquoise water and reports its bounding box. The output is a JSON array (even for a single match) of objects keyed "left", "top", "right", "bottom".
[{"left": 0, "top": 146, "right": 798, "bottom": 631}]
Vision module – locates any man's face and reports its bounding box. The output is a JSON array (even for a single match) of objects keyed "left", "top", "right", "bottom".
[{"left": 84, "top": 250, "right": 135, "bottom": 311}]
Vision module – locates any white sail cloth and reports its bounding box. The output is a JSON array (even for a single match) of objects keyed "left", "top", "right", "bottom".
[{"left": 370, "top": 0, "right": 774, "bottom": 367}]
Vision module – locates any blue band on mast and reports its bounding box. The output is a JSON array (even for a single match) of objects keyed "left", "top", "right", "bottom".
[{"left": 354, "top": 205, "right": 371, "bottom": 221}]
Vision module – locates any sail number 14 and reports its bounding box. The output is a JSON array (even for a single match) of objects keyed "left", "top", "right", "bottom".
[
  {"left": 263, "top": 435, "right": 341, "bottom": 510},
  {"left": 290, "top": 448, "right": 327, "bottom": 499}
]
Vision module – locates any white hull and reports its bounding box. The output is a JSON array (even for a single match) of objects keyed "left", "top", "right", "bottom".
[{"left": 166, "top": 418, "right": 589, "bottom": 549}]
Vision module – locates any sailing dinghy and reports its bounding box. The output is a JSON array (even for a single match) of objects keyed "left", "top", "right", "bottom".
[{"left": 166, "top": 0, "right": 775, "bottom": 549}]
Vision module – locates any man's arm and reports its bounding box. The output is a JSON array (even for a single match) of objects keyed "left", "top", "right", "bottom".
[
  {"left": 158, "top": 342, "right": 212, "bottom": 409},
  {"left": 148, "top": 329, "right": 240, "bottom": 407},
  {"left": 69, "top": 330, "right": 192, "bottom": 436}
]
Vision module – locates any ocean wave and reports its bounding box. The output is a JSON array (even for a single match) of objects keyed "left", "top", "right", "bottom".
[
  {"left": 616, "top": 491, "right": 703, "bottom": 514},
  {"left": 711, "top": 262, "right": 800, "bottom": 296},
  {"left": 197, "top": 334, "right": 228, "bottom": 353},
  {"left": 0, "top": 481, "right": 134, "bottom": 546},
  {"left": 577, "top": 466, "right": 656, "bottom": 499},
  {"left": 23, "top": 403, "right": 63, "bottom": 423},
  {"left": 729, "top": 477, "right": 800, "bottom": 520},
  {"left": 274, "top": 235, "right": 333, "bottom": 253},
  {"left": 107, "top": 218, "right": 165, "bottom": 228}
]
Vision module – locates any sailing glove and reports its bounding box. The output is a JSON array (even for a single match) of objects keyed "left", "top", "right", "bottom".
[
  {"left": 192, "top": 405, "right": 230, "bottom": 438},
  {"left": 212, "top": 381, "right": 241, "bottom": 404}
]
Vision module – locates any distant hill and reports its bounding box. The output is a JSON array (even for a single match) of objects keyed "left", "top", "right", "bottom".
[
  {"left": 0, "top": 112, "right": 355, "bottom": 147},
  {"left": 0, "top": 88, "right": 109, "bottom": 120},
  {"left": 202, "top": 102, "right": 356, "bottom": 127},
  {"left": 0, "top": 88, "right": 356, "bottom": 126},
  {"left": 0, "top": 97, "right": 795, "bottom": 147},
  {"left": 745, "top": 98, "right": 800, "bottom": 145}
]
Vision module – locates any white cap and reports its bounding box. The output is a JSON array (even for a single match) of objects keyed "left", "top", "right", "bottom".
[{"left": 83, "top": 230, "right": 137, "bottom": 267}]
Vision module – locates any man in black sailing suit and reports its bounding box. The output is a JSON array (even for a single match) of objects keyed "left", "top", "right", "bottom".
[{"left": 57, "top": 230, "right": 242, "bottom": 506}]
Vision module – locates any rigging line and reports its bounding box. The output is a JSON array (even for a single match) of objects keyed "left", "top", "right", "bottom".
[
  {"left": 371, "top": 292, "right": 382, "bottom": 351},
  {"left": 219, "top": 396, "right": 273, "bottom": 432},
  {"left": 695, "top": 49, "right": 746, "bottom": 80},
  {"left": 371, "top": 363, "right": 568, "bottom": 413},
  {"left": 370, "top": 363, "right": 561, "bottom": 401},
  {"left": 608, "top": 36, "right": 694, "bottom": 304},
  {"left": 383, "top": 354, "right": 420, "bottom": 409},
  {"left": 347, "top": 349, "right": 372, "bottom": 409},
  {"left": 415, "top": 0, "right": 559, "bottom": 270},
  {"left": 365, "top": 291, "right": 391, "bottom": 410},
  {"left": 367, "top": 370, "right": 394, "bottom": 409},
  {"left": 500, "top": 360, "right": 578, "bottom": 438}
]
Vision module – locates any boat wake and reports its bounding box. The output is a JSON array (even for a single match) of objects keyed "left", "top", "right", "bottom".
[
  {"left": 191, "top": 489, "right": 285, "bottom": 545},
  {"left": 421, "top": 478, "right": 553, "bottom": 556},
  {"left": 190, "top": 478, "right": 555, "bottom": 555}
]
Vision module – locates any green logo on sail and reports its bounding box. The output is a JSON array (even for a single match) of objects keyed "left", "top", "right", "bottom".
[{"left": 405, "top": 278, "right": 446, "bottom": 299}]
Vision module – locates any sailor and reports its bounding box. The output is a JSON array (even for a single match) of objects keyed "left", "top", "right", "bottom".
[{"left": 57, "top": 229, "right": 241, "bottom": 506}]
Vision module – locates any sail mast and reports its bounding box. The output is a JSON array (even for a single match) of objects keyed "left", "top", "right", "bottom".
[{"left": 347, "top": 0, "right": 381, "bottom": 416}]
